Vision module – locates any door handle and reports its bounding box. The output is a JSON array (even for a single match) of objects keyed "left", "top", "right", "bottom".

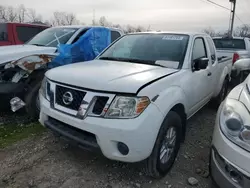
[{"left": 207, "top": 72, "right": 212, "bottom": 76}]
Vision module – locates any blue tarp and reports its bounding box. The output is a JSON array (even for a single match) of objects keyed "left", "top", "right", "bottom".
[{"left": 49, "top": 27, "right": 111, "bottom": 68}]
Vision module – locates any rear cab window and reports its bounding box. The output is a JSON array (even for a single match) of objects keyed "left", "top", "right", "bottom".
[
  {"left": 213, "top": 38, "right": 246, "bottom": 50},
  {"left": 0, "top": 23, "right": 8, "bottom": 41}
]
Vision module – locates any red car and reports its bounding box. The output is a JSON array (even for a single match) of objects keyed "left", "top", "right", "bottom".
[{"left": 0, "top": 22, "right": 49, "bottom": 46}]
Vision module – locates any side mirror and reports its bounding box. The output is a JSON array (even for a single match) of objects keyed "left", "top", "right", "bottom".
[
  {"left": 234, "top": 58, "right": 250, "bottom": 71},
  {"left": 193, "top": 57, "right": 209, "bottom": 71}
]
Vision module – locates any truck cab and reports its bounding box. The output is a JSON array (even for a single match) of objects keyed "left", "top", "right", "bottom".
[
  {"left": 39, "top": 32, "right": 232, "bottom": 178},
  {"left": 0, "top": 23, "right": 49, "bottom": 46}
]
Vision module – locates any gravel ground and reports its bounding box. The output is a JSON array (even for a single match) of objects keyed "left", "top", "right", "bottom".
[{"left": 0, "top": 105, "right": 217, "bottom": 188}]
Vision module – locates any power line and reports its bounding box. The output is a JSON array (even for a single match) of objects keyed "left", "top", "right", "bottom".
[
  {"left": 207, "top": 0, "right": 231, "bottom": 11},
  {"left": 198, "top": 0, "right": 230, "bottom": 11},
  {"left": 235, "top": 14, "right": 245, "bottom": 24}
]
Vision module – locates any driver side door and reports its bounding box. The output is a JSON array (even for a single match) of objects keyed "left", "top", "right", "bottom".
[{"left": 187, "top": 37, "right": 213, "bottom": 116}]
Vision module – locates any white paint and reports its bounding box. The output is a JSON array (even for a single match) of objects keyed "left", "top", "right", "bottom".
[{"left": 40, "top": 32, "right": 232, "bottom": 162}]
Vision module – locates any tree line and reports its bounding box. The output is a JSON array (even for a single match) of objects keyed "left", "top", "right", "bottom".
[
  {"left": 203, "top": 25, "right": 250, "bottom": 38},
  {"left": 0, "top": 4, "right": 147, "bottom": 33},
  {"left": 1, "top": 4, "right": 249, "bottom": 36}
]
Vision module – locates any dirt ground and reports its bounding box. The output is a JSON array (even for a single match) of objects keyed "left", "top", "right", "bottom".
[{"left": 0, "top": 105, "right": 217, "bottom": 188}]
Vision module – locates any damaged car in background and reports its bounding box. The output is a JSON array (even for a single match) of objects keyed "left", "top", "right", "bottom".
[{"left": 0, "top": 26, "right": 124, "bottom": 119}]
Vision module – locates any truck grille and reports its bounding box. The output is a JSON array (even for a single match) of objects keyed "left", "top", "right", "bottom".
[
  {"left": 51, "top": 82, "right": 115, "bottom": 118},
  {"left": 55, "top": 85, "right": 86, "bottom": 111}
]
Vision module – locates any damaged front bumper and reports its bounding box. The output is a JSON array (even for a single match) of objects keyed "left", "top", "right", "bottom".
[{"left": 0, "top": 82, "right": 26, "bottom": 111}]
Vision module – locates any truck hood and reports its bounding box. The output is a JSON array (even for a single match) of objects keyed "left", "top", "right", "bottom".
[
  {"left": 46, "top": 60, "right": 179, "bottom": 94},
  {"left": 0, "top": 45, "right": 57, "bottom": 65}
]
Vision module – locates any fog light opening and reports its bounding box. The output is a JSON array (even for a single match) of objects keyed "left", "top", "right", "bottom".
[
  {"left": 117, "top": 142, "right": 129, "bottom": 155},
  {"left": 225, "top": 164, "right": 243, "bottom": 184}
]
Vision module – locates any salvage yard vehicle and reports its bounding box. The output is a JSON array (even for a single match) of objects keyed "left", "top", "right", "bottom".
[
  {"left": 0, "top": 22, "right": 49, "bottom": 46},
  {"left": 39, "top": 32, "right": 233, "bottom": 178},
  {"left": 210, "top": 58, "right": 250, "bottom": 188},
  {"left": 213, "top": 36, "right": 250, "bottom": 85},
  {"left": 0, "top": 26, "right": 124, "bottom": 118}
]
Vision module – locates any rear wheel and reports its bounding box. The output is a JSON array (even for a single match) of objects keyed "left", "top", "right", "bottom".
[{"left": 146, "top": 111, "right": 183, "bottom": 178}]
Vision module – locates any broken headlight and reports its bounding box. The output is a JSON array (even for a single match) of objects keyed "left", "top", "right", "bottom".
[
  {"left": 220, "top": 98, "right": 250, "bottom": 152},
  {"left": 105, "top": 96, "right": 150, "bottom": 119}
]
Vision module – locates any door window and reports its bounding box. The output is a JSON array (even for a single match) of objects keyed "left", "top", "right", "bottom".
[{"left": 192, "top": 38, "right": 207, "bottom": 61}]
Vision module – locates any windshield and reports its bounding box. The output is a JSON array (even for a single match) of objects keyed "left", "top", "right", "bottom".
[
  {"left": 27, "top": 27, "right": 78, "bottom": 47},
  {"left": 98, "top": 34, "right": 189, "bottom": 68},
  {"left": 213, "top": 38, "right": 246, "bottom": 50}
]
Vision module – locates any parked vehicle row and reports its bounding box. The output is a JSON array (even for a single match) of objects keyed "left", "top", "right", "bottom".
[
  {"left": 2, "top": 23, "right": 250, "bottom": 186},
  {"left": 39, "top": 32, "right": 232, "bottom": 178}
]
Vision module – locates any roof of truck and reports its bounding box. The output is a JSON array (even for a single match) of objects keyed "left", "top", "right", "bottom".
[
  {"left": 54, "top": 25, "right": 123, "bottom": 32},
  {"left": 130, "top": 31, "right": 210, "bottom": 37}
]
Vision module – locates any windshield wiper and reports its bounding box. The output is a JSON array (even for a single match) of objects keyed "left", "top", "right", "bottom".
[
  {"left": 30, "top": 44, "right": 45, "bottom": 46},
  {"left": 99, "top": 57, "right": 155, "bottom": 65}
]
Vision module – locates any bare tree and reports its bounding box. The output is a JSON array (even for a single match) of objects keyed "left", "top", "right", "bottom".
[
  {"left": 51, "top": 11, "right": 79, "bottom": 26},
  {"left": 17, "top": 4, "right": 26, "bottom": 23},
  {"left": 0, "top": 6, "right": 7, "bottom": 22},
  {"left": 202, "top": 27, "right": 216, "bottom": 37},
  {"left": 7, "top": 6, "right": 17, "bottom": 22},
  {"left": 234, "top": 25, "right": 250, "bottom": 37},
  {"left": 99, "top": 16, "right": 110, "bottom": 26},
  {"left": 27, "top": 8, "right": 43, "bottom": 23}
]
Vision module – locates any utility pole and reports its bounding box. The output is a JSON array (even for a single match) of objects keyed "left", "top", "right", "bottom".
[{"left": 229, "top": 0, "right": 236, "bottom": 37}]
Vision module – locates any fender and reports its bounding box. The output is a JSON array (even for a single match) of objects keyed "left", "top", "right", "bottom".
[
  {"left": 151, "top": 86, "right": 188, "bottom": 118},
  {"left": 214, "top": 65, "right": 230, "bottom": 97}
]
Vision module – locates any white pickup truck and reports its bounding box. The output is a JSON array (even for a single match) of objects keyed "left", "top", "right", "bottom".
[
  {"left": 39, "top": 32, "right": 232, "bottom": 178},
  {"left": 213, "top": 36, "right": 250, "bottom": 85}
]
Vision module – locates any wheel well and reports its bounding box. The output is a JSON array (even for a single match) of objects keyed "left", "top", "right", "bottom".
[{"left": 170, "top": 104, "right": 187, "bottom": 142}]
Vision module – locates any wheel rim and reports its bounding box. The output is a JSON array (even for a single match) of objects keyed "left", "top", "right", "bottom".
[{"left": 159, "top": 126, "right": 177, "bottom": 164}]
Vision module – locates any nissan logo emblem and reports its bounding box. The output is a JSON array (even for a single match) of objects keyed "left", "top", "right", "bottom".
[{"left": 62, "top": 91, "right": 73, "bottom": 105}]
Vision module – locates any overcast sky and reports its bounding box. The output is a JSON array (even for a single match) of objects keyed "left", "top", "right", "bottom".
[{"left": 2, "top": 0, "right": 250, "bottom": 31}]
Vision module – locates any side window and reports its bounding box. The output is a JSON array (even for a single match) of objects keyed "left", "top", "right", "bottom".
[
  {"left": 207, "top": 38, "right": 216, "bottom": 64},
  {"left": 16, "top": 26, "right": 44, "bottom": 43},
  {"left": 72, "top": 29, "right": 89, "bottom": 43},
  {"left": 192, "top": 38, "right": 207, "bottom": 61},
  {"left": 0, "top": 23, "right": 8, "bottom": 41},
  {"left": 111, "top": 31, "right": 121, "bottom": 42}
]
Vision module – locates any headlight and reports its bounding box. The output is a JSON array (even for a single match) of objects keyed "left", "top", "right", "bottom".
[
  {"left": 105, "top": 96, "right": 150, "bottom": 119},
  {"left": 220, "top": 98, "right": 250, "bottom": 151},
  {"left": 40, "top": 77, "right": 49, "bottom": 100}
]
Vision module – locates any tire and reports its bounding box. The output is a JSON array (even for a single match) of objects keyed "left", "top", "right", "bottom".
[
  {"left": 146, "top": 111, "right": 183, "bottom": 178},
  {"left": 25, "top": 81, "right": 42, "bottom": 120},
  {"left": 214, "top": 78, "right": 229, "bottom": 107}
]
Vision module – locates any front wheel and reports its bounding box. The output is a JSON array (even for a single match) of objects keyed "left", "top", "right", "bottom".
[
  {"left": 25, "top": 81, "right": 42, "bottom": 120},
  {"left": 214, "top": 78, "right": 229, "bottom": 107},
  {"left": 146, "top": 111, "right": 183, "bottom": 178}
]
